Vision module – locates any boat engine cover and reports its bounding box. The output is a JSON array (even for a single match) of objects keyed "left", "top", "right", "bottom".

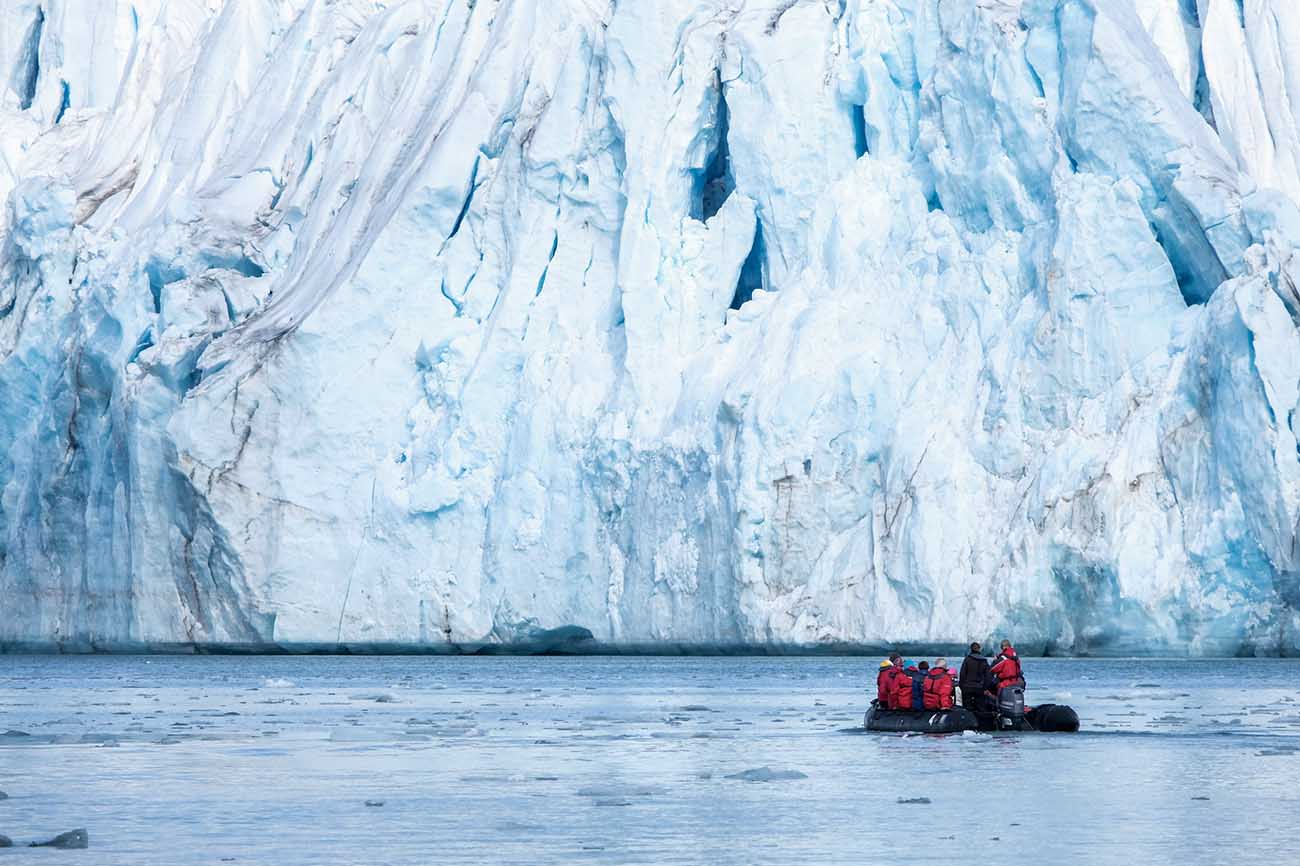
[{"left": 998, "top": 686, "right": 1025, "bottom": 719}]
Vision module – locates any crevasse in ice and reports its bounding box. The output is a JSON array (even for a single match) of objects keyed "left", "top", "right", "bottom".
[{"left": 3, "top": 0, "right": 1300, "bottom": 653}]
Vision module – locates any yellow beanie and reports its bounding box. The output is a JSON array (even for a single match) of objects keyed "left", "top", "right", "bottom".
[{"left": 878, "top": 660, "right": 893, "bottom": 669}]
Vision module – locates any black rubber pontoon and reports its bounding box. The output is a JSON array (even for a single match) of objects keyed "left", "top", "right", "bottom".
[
  {"left": 864, "top": 702, "right": 980, "bottom": 733},
  {"left": 863, "top": 699, "right": 1080, "bottom": 734},
  {"left": 1024, "top": 703, "right": 1080, "bottom": 732}
]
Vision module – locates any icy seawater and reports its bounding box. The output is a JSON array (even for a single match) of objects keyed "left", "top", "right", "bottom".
[{"left": 1, "top": 657, "right": 1298, "bottom": 864}]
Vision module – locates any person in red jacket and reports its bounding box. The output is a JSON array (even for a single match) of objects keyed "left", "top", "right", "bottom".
[
  {"left": 875, "top": 653, "right": 903, "bottom": 706},
  {"left": 891, "top": 659, "right": 921, "bottom": 709},
  {"left": 990, "top": 644, "right": 1025, "bottom": 692},
  {"left": 922, "top": 658, "right": 955, "bottom": 709},
  {"left": 875, "top": 659, "right": 894, "bottom": 706}
]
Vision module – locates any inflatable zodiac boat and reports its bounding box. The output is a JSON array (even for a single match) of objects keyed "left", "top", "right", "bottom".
[{"left": 863, "top": 686, "right": 1080, "bottom": 734}]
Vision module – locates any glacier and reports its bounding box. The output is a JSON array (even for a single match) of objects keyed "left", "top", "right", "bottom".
[{"left": 3, "top": 0, "right": 1300, "bottom": 654}]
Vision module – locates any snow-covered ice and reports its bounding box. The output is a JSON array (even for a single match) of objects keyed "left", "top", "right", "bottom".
[{"left": 4, "top": 1, "right": 1300, "bottom": 653}]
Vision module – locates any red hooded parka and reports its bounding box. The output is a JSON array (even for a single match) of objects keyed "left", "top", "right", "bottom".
[
  {"left": 922, "top": 666, "right": 955, "bottom": 709},
  {"left": 990, "top": 647, "right": 1024, "bottom": 690}
]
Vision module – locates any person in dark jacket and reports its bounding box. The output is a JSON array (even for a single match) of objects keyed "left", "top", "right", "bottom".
[
  {"left": 910, "top": 661, "right": 929, "bottom": 710},
  {"left": 958, "top": 642, "right": 990, "bottom": 711}
]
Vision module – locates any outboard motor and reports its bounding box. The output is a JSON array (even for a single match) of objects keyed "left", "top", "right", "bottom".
[{"left": 997, "top": 686, "right": 1025, "bottom": 729}]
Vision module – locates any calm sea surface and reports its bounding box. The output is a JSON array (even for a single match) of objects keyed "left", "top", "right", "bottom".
[{"left": 1, "top": 656, "right": 1297, "bottom": 864}]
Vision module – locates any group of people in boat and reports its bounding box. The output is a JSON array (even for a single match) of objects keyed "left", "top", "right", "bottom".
[{"left": 874, "top": 640, "right": 1025, "bottom": 712}]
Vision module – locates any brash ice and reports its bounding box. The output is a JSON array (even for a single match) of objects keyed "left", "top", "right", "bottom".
[{"left": 3, "top": 1, "right": 1300, "bottom": 653}]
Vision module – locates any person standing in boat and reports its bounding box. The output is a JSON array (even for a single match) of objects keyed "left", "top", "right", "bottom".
[
  {"left": 958, "top": 642, "right": 990, "bottom": 711},
  {"left": 990, "top": 643, "right": 1025, "bottom": 693}
]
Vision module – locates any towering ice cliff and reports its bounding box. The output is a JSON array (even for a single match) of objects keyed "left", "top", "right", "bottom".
[{"left": 4, "top": 0, "right": 1300, "bottom": 653}]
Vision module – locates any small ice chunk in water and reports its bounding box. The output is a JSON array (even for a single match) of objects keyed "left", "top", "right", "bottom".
[
  {"left": 262, "top": 678, "right": 295, "bottom": 688},
  {"left": 724, "top": 767, "right": 808, "bottom": 782},
  {"left": 29, "top": 829, "right": 89, "bottom": 849}
]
